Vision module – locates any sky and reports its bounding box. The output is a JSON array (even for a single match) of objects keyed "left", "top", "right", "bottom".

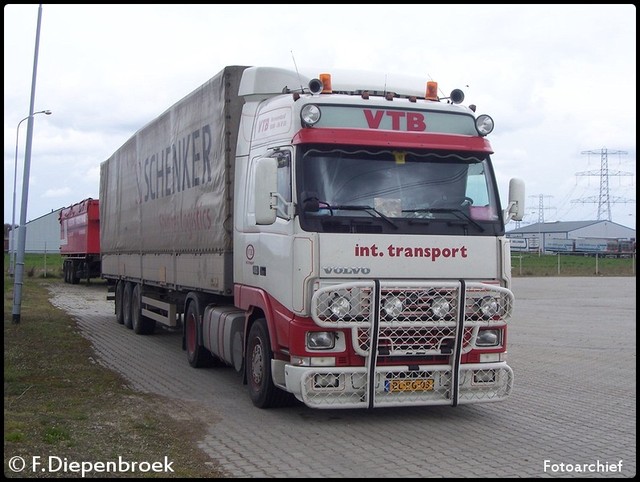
[{"left": 4, "top": 4, "right": 637, "bottom": 231}]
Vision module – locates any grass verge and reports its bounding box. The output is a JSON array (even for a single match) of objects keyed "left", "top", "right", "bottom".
[
  {"left": 510, "top": 252, "right": 636, "bottom": 276},
  {"left": 4, "top": 261, "right": 227, "bottom": 478}
]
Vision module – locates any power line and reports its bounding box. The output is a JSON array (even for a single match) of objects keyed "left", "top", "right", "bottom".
[
  {"left": 529, "top": 194, "right": 554, "bottom": 223},
  {"left": 572, "top": 147, "right": 635, "bottom": 221}
]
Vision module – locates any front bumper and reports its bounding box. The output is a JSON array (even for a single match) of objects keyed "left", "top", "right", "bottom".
[
  {"left": 284, "top": 362, "right": 513, "bottom": 409},
  {"left": 284, "top": 279, "right": 515, "bottom": 409}
]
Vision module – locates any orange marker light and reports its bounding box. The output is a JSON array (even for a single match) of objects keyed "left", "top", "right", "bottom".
[
  {"left": 319, "top": 73, "right": 332, "bottom": 93},
  {"left": 426, "top": 81, "right": 438, "bottom": 101}
]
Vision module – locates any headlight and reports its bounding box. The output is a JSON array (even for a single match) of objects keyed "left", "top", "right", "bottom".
[
  {"left": 477, "top": 296, "right": 499, "bottom": 319},
  {"left": 475, "top": 114, "right": 494, "bottom": 136},
  {"left": 476, "top": 329, "right": 501, "bottom": 347},
  {"left": 329, "top": 295, "right": 351, "bottom": 319},
  {"left": 307, "top": 331, "right": 336, "bottom": 350},
  {"left": 382, "top": 295, "right": 403, "bottom": 318},
  {"left": 301, "top": 104, "right": 321, "bottom": 126},
  {"left": 430, "top": 297, "right": 452, "bottom": 319}
]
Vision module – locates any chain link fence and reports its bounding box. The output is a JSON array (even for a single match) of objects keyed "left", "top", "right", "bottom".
[{"left": 511, "top": 252, "right": 636, "bottom": 276}]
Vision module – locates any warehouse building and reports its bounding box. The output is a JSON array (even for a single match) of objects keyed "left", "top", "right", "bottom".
[
  {"left": 7, "top": 208, "right": 63, "bottom": 254},
  {"left": 507, "top": 220, "right": 636, "bottom": 253}
]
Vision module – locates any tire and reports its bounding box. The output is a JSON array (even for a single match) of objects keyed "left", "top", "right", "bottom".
[
  {"left": 70, "top": 260, "right": 80, "bottom": 285},
  {"left": 64, "top": 260, "right": 72, "bottom": 284},
  {"left": 184, "top": 299, "right": 213, "bottom": 368},
  {"left": 81, "top": 262, "right": 90, "bottom": 285},
  {"left": 114, "top": 281, "right": 125, "bottom": 324},
  {"left": 246, "top": 319, "right": 294, "bottom": 408},
  {"left": 131, "top": 284, "right": 156, "bottom": 335},
  {"left": 122, "top": 282, "right": 134, "bottom": 329}
]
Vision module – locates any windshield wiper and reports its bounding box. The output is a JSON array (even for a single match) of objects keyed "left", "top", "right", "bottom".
[
  {"left": 402, "top": 207, "right": 484, "bottom": 232},
  {"left": 324, "top": 204, "right": 399, "bottom": 229},
  {"left": 301, "top": 193, "right": 397, "bottom": 229}
]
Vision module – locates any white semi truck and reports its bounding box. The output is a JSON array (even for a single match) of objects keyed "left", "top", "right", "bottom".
[{"left": 100, "top": 65, "right": 525, "bottom": 409}]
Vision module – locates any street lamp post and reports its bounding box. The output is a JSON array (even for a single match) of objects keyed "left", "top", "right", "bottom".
[
  {"left": 9, "top": 109, "right": 52, "bottom": 276},
  {"left": 12, "top": 2, "right": 44, "bottom": 324}
]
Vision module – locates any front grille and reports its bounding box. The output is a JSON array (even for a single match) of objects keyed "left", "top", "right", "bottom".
[
  {"left": 367, "top": 326, "right": 475, "bottom": 357},
  {"left": 311, "top": 280, "right": 513, "bottom": 358}
]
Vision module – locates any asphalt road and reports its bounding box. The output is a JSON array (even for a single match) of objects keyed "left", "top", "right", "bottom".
[{"left": 49, "top": 276, "right": 636, "bottom": 478}]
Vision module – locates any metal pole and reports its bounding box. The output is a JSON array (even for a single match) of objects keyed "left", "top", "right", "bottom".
[
  {"left": 519, "top": 255, "right": 522, "bottom": 276},
  {"left": 13, "top": 4, "right": 44, "bottom": 324},
  {"left": 538, "top": 225, "right": 542, "bottom": 257},
  {"left": 9, "top": 110, "right": 51, "bottom": 277}
]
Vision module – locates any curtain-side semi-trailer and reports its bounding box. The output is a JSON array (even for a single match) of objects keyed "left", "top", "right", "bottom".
[
  {"left": 59, "top": 198, "right": 101, "bottom": 284},
  {"left": 100, "top": 65, "right": 525, "bottom": 409}
]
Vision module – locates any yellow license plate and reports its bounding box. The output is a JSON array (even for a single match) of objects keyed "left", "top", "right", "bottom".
[{"left": 387, "top": 378, "right": 434, "bottom": 392}]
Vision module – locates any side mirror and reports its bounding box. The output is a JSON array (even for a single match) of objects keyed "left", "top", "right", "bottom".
[
  {"left": 505, "top": 178, "right": 525, "bottom": 221},
  {"left": 254, "top": 157, "right": 277, "bottom": 225}
]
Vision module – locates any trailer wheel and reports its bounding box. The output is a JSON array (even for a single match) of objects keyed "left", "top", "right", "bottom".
[
  {"left": 122, "top": 282, "right": 134, "bottom": 329},
  {"left": 246, "top": 319, "right": 293, "bottom": 408},
  {"left": 131, "top": 284, "right": 156, "bottom": 335},
  {"left": 70, "top": 260, "right": 80, "bottom": 285},
  {"left": 185, "top": 300, "right": 212, "bottom": 368},
  {"left": 114, "top": 281, "right": 125, "bottom": 324},
  {"left": 63, "top": 260, "right": 73, "bottom": 284}
]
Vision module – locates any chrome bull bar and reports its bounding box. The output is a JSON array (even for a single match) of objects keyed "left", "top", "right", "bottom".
[{"left": 306, "top": 280, "right": 514, "bottom": 408}]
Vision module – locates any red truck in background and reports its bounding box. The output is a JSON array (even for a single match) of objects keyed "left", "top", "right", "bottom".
[{"left": 59, "top": 198, "right": 101, "bottom": 284}]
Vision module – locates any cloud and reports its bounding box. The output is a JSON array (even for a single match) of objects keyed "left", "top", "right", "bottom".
[{"left": 4, "top": 4, "right": 636, "bottom": 229}]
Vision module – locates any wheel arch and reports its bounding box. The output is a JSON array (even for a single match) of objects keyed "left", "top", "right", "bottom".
[{"left": 235, "top": 284, "right": 279, "bottom": 344}]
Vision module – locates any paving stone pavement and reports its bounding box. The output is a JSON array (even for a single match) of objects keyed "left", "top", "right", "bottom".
[{"left": 48, "top": 277, "right": 636, "bottom": 478}]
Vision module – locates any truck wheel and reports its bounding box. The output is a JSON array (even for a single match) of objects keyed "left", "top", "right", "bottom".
[
  {"left": 64, "top": 260, "right": 72, "bottom": 283},
  {"left": 70, "top": 260, "right": 80, "bottom": 285},
  {"left": 185, "top": 300, "right": 212, "bottom": 368},
  {"left": 122, "top": 282, "right": 134, "bottom": 329},
  {"left": 246, "top": 319, "right": 293, "bottom": 408},
  {"left": 131, "top": 284, "right": 156, "bottom": 335},
  {"left": 114, "top": 281, "right": 125, "bottom": 324}
]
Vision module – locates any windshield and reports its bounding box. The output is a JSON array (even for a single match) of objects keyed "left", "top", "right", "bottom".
[{"left": 297, "top": 146, "right": 504, "bottom": 236}]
